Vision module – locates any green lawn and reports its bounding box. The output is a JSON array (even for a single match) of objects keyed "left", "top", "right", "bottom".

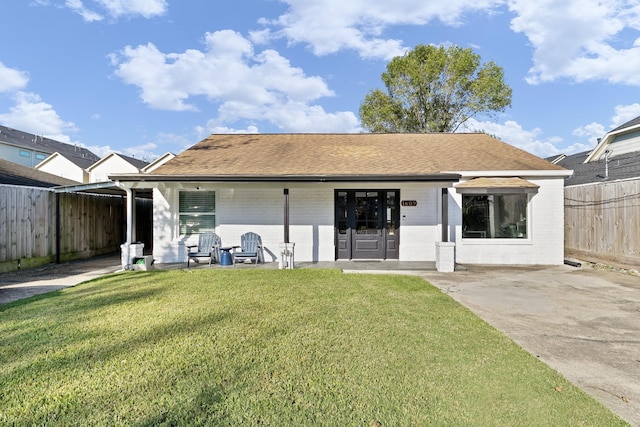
[{"left": 0, "top": 269, "right": 628, "bottom": 426}]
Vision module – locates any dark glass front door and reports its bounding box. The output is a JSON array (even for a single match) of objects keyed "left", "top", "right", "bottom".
[{"left": 335, "top": 190, "right": 399, "bottom": 260}]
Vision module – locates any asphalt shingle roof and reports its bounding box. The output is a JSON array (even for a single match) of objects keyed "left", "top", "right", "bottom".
[
  {"left": 0, "top": 158, "right": 78, "bottom": 187},
  {"left": 555, "top": 150, "right": 640, "bottom": 186},
  {"left": 0, "top": 125, "right": 99, "bottom": 168},
  {"left": 153, "top": 133, "right": 566, "bottom": 176},
  {"left": 117, "top": 153, "right": 149, "bottom": 170}
]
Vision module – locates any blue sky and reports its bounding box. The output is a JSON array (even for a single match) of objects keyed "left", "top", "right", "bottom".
[{"left": 1, "top": 0, "right": 639, "bottom": 161}]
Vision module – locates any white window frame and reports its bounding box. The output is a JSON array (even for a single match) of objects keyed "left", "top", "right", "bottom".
[
  {"left": 178, "top": 191, "right": 216, "bottom": 235},
  {"left": 461, "top": 192, "right": 530, "bottom": 239}
]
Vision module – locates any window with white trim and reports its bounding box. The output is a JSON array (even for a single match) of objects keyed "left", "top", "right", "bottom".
[
  {"left": 462, "top": 193, "right": 528, "bottom": 239},
  {"left": 179, "top": 191, "right": 215, "bottom": 235}
]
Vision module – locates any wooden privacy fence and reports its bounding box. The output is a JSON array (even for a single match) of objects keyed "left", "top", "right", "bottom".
[
  {"left": 565, "top": 178, "right": 640, "bottom": 266},
  {"left": 0, "top": 185, "right": 152, "bottom": 273}
]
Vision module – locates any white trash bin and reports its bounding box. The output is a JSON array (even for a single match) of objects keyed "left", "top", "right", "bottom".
[{"left": 120, "top": 242, "right": 144, "bottom": 270}]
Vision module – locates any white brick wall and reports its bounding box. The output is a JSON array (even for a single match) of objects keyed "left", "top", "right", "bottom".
[
  {"left": 152, "top": 184, "right": 337, "bottom": 263},
  {"left": 398, "top": 185, "right": 440, "bottom": 261},
  {"left": 149, "top": 178, "right": 566, "bottom": 265},
  {"left": 289, "top": 187, "right": 334, "bottom": 262},
  {"left": 454, "top": 177, "right": 565, "bottom": 265}
]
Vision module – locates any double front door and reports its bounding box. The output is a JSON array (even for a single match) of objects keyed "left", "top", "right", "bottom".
[{"left": 335, "top": 190, "right": 399, "bottom": 260}]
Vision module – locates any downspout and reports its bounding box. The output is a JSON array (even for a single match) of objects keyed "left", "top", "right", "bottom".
[
  {"left": 123, "top": 187, "right": 134, "bottom": 245},
  {"left": 284, "top": 188, "right": 290, "bottom": 243},
  {"left": 441, "top": 188, "right": 448, "bottom": 242},
  {"left": 120, "top": 185, "right": 134, "bottom": 269}
]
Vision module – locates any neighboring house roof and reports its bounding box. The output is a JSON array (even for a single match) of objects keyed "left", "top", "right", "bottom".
[
  {"left": 554, "top": 150, "right": 640, "bottom": 186},
  {"left": 118, "top": 153, "right": 150, "bottom": 170},
  {"left": 585, "top": 114, "right": 640, "bottom": 163},
  {"left": 86, "top": 152, "right": 149, "bottom": 172},
  {"left": 145, "top": 133, "right": 566, "bottom": 179},
  {"left": 0, "top": 158, "right": 78, "bottom": 187},
  {"left": 35, "top": 151, "right": 96, "bottom": 171},
  {"left": 141, "top": 152, "right": 175, "bottom": 173},
  {"left": 545, "top": 154, "right": 567, "bottom": 164},
  {"left": 0, "top": 124, "right": 100, "bottom": 168}
]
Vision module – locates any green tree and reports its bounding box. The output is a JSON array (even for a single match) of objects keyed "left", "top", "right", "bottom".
[{"left": 359, "top": 44, "right": 512, "bottom": 133}]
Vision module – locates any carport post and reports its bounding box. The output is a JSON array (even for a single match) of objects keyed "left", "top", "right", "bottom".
[
  {"left": 124, "top": 187, "right": 136, "bottom": 244},
  {"left": 55, "top": 192, "right": 61, "bottom": 264},
  {"left": 121, "top": 187, "right": 136, "bottom": 269}
]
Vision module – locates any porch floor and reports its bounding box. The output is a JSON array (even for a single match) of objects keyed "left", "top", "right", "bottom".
[{"left": 155, "top": 260, "right": 441, "bottom": 272}]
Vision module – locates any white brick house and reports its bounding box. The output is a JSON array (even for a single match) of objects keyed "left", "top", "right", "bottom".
[{"left": 111, "top": 133, "right": 572, "bottom": 269}]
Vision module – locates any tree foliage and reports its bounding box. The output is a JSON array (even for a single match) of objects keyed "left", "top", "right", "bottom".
[{"left": 359, "top": 44, "right": 512, "bottom": 133}]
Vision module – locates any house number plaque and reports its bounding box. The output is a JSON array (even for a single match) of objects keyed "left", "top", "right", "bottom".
[{"left": 401, "top": 200, "right": 417, "bottom": 206}]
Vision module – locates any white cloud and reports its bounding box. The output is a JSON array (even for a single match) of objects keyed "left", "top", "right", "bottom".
[
  {"left": 0, "top": 92, "right": 78, "bottom": 143},
  {"left": 573, "top": 122, "right": 606, "bottom": 146},
  {"left": 96, "top": 0, "right": 167, "bottom": 18},
  {"left": 82, "top": 142, "right": 158, "bottom": 160},
  {"left": 461, "top": 118, "right": 581, "bottom": 157},
  {"left": 122, "top": 142, "right": 159, "bottom": 162},
  {"left": 0, "top": 62, "right": 82, "bottom": 147},
  {"left": 258, "top": 103, "right": 360, "bottom": 132},
  {"left": 610, "top": 103, "right": 640, "bottom": 127},
  {"left": 111, "top": 30, "right": 360, "bottom": 133},
  {"left": 509, "top": 0, "right": 640, "bottom": 85},
  {"left": 154, "top": 132, "right": 196, "bottom": 151},
  {"left": 198, "top": 124, "right": 260, "bottom": 137},
  {"left": 253, "top": 0, "right": 499, "bottom": 59},
  {"left": 571, "top": 103, "right": 640, "bottom": 147},
  {"left": 46, "top": 0, "right": 167, "bottom": 21},
  {"left": 65, "top": 0, "right": 103, "bottom": 22},
  {"left": 0, "top": 62, "right": 29, "bottom": 92},
  {"left": 256, "top": 0, "right": 640, "bottom": 87},
  {"left": 82, "top": 144, "right": 112, "bottom": 158}
]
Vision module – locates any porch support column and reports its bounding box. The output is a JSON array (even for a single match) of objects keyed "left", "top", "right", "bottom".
[
  {"left": 441, "top": 188, "right": 449, "bottom": 242},
  {"left": 118, "top": 187, "right": 141, "bottom": 270},
  {"left": 122, "top": 187, "right": 134, "bottom": 270},
  {"left": 436, "top": 187, "right": 455, "bottom": 272},
  {"left": 284, "top": 188, "right": 290, "bottom": 243},
  {"left": 125, "top": 187, "right": 136, "bottom": 244},
  {"left": 279, "top": 188, "right": 295, "bottom": 269}
]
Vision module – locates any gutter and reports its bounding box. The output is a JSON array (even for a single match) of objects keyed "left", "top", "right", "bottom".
[
  {"left": 52, "top": 181, "right": 123, "bottom": 193},
  {"left": 446, "top": 170, "right": 574, "bottom": 178},
  {"left": 108, "top": 173, "right": 462, "bottom": 183}
]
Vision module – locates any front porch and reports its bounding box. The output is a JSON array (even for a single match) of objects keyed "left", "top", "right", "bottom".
[{"left": 149, "top": 259, "right": 448, "bottom": 272}]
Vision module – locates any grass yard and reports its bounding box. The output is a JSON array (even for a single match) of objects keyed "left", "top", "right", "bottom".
[{"left": 0, "top": 269, "right": 627, "bottom": 426}]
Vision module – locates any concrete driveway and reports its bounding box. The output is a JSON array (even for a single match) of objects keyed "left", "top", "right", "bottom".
[
  {"left": 0, "top": 255, "right": 121, "bottom": 305},
  {"left": 420, "top": 264, "right": 640, "bottom": 426}
]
